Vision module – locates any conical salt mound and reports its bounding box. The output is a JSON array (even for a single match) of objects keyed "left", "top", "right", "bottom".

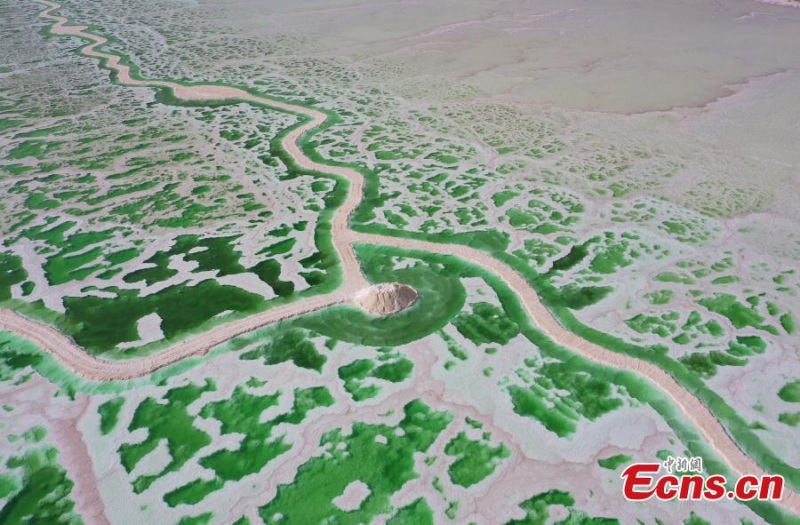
[{"left": 354, "top": 282, "right": 418, "bottom": 316}]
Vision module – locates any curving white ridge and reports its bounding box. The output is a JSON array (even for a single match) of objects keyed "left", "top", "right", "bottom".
[{"left": 0, "top": 0, "right": 796, "bottom": 515}]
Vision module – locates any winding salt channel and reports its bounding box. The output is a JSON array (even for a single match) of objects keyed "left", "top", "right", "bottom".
[{"left": 1, "top": 0, "right": 798, "bottom": 516}]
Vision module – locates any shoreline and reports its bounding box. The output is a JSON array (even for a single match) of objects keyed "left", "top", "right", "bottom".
[{"left": 756, "top": 0, "right": 800, "bottom": 7}]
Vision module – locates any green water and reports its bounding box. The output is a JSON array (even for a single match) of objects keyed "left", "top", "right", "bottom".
[
  {"left": 506, "top": 490, "right": 617, "bottom": 525},
  {"left": 98, "top": 398, "right": 124, "bottom": 435},
  {"left": 64, "top": 280, "right": 263, "bottom": 355},
  {"left": 779, "top": 381, "right": 800, "bottom": 403},
  {"left": 119, "top": 380, "right": 216, "bottom": 492},
  {"left": 240, "top": 329, "right": 326, "bottom": 372},
  {"left": 338, "top": 351, "right": 414, "bottom": 401},
  {"left": 0, "top": 447, "right": 82, "bottom": 525},
  {"left": 445, "top": 431, "right": 511, "bottom": 487},
  {"left": 597, "top": 454, "right": 631, "bottom": 470},
  {"left": 386, "top": 498, "right": 435, "bottom": 525},
  {"left": 164, "top": 385, "right": 334, "bottom": 506},
  {"left": 258, "top": 400, "right": 452, "bottom": 524},
  {"left": 452, "top": 302, "right": 520, "bottom": 346}
]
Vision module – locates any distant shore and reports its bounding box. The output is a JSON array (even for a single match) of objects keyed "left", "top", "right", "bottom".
[{"left": 757, "top": 0, "right": 799, "bottom": 8}]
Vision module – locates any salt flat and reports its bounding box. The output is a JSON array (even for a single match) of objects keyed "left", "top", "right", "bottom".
[{"left": 1, "top": 0, "right": 799, "bottom": 523}]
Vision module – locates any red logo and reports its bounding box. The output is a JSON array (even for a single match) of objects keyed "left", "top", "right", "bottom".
[{"left": 621, "top": 461, "right": 784, "bottom": 502}]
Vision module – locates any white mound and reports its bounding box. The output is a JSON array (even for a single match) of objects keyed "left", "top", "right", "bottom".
[{"left": 354, "top": 282, "right": 418, "bottom": 316}]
